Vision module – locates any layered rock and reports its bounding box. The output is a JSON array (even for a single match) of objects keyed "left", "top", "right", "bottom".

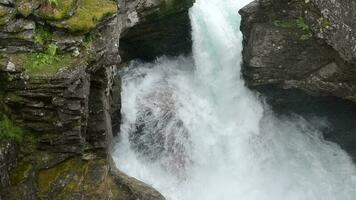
[{"left": 0, "top": 0, "right": 172, "bottom": 199}]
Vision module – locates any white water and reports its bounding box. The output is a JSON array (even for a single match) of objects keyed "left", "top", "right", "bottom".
[{"left": 113, "top": 0, "right": 356, "bottom": 199}]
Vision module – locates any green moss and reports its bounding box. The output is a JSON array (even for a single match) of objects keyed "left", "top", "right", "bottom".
[
  {"left": 16, "top": 0, "right": 38, "bottom": 17},
  {"left": 0, "top": 6, "right": 15, "bottom": 26},
  {"left": 7, "top": 45, "right": 79, "bottom": 76},
  {"left": 38, "top": 158, "right": 85, "bottom": 195},
  {"left": 0, "top": 6, "right": 8, "bottom": 18},
  {"left": 54, "top": 0, "right": 118, "bottom": 33},
  {"left": 11, "top": 161, "right": 33, "bottom": 184},
  {"left": 38, "top": 0, "right": 76, "bottom": 21},
  {"left": 25, "top": 53, "right": 74, "bottom": 76},
  {"left": 0, "top": 114, "right": 23, "bottom": 142}
]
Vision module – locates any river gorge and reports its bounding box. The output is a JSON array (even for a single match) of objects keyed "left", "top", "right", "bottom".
[{"left": 1, "top": 0, "right": 356, "bottom": 199}]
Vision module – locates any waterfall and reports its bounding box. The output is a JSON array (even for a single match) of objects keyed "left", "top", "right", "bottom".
[{"left": 113, "top": 0, "right": 356, "bottom": 199}]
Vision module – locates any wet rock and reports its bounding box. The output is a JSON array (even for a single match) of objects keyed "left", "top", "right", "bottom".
[
  {"left": 240, "top": 0, "right": 356, "bottom": 102},
  {"left": 130, "top": 88, "right": 191, "bottom": 177},
  {"left": 307, "top": 0, "right": 356, "bottom": 63},
  {"left": 110, "top": 157, "right": 166, "bottom": 200},
  {"left": 119, "top": 0, "right": 194, "bottom": 61},
  {"left": 240, "top": 0, "right": 356, "bottom": 159},
  {"left": 0, "top": 140, "right": 17, "bottom": 189}
]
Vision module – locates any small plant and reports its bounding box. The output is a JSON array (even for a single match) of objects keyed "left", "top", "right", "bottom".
[
  {"left": 273, "top": 20, "right": 296, "bottom": 29},
  {"left": 46, "top": 43, "right": 58, "bottom": 56},
  {"left": 28, "top": 44, "right": 60, "bottom": 73},
  {"left": 0, "top": 114, "right": 23, "bottom": 142},
  {"left": 274, "top": 17, "right": 312, "bottom": 40},
  {"left": 300, "top": 33, "right": 313, "bottom": 41},
  {"left": 320, "top": 17, "right": 331, "bottom": 28},
  {"left": 35, "top": 26, "right": 53, "bottom": 45},
  {"left": 296, "top": 17, "right": 310, "bottom": 32},
  {"left": 82, "top": 33, "right": 96, "bottom": 49},
  {"left": 47, "top": 0, "right": 59, "bottom": 7}
]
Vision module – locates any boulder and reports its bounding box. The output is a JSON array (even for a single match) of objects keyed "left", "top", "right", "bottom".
[{"left": 240, "top": 0, "right": 356, "bottom": 102}]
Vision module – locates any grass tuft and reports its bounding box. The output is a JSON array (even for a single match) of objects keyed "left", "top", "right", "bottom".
[{"left": 0, "top": 114, "right": 23, "bottom": 142}]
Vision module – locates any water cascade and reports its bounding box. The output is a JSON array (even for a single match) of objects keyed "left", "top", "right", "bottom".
[{"left": 113, "top": 0, "right": 356, "bottom": 199}]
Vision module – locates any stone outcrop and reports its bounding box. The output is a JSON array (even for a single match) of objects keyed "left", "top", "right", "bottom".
[
  {"left": 240, "top": 0, "right": 356, "bottom": 102},
  {"left": 240, "top": 0, "right": 356, "bottom": 159},
  {"left": 119, "top": 0, "right": 194, "bottom": 61},
  {"left": 0, "top": 0, "right": 197, "bottom": 198}
]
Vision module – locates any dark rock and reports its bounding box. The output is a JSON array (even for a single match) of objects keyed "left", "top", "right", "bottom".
[
  {"left": 129, "top": 88, "right": 191, "bottom": 176},
  {"left": 0, "top": 0, "right": 14, "bottom": 6},
  {"left": 256, "top": 86, "right": 356, "bottom": 161},
  {"left": 109, "top": 156, "right": 166, "bottom": 200},
  {"left": 307, "top": 0, "right": 356, "bottom": 63},
  {"left": 119, "top": 0, "right": 194, "bottom": 61},
  {"left": 0, "top": 140, "right": 17, "bottom": 189},
  {"left": 240, "top": 0, "right": 356, "bottom": 159},
  {"left": 0, "top": 18, "right": 38, "bottom": 53},
  {"left": 240, "top": 0, "right": 356, "bottom": 102},
  {"left": 0, "top": 0, "right": 195, "bottom": 198}
]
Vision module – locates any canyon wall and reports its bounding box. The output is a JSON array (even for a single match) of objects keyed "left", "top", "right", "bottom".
[
  {"left": 0, "top": 0, "right": 192, "bottom": 199},
  {"left": 240, "top": 0, "right": 356, "bottom": 159}
]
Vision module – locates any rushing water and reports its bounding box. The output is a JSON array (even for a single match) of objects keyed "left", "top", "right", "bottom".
[{"left": 113, "top": 0, "right": 356, "bottom": 199}]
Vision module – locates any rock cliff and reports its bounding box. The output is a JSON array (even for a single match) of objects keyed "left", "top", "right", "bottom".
[
  {"left": 0, "top": 0, "right": 193, "bottom": 199},
  {"left": 240, "top": 0, "right": 356, "bottom": 102},
  {"left": 240, "top": 0, "right": 356, "bottom": 159}
]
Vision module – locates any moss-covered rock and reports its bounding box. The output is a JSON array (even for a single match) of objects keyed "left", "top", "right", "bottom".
[
  {"left": 37, "top": 0, "right": 77, "bottom": 21},
  {"left": 37, "top": 158, "right": 85, "bottom": 196},
  {"left": 1, "top": 49, "right": 83, "bottom": 77},
  {"left": 0, "top": 5, "right": 16, "bottom": 26},
  {"left": 15, "top": 0, "right": 40, "bottom": 17},
  {"left": 52, "top": 0, "right": 118, "bottom": 33}
]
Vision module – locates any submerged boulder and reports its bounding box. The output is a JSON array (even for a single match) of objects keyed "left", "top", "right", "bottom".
[{"left": 130, "top": 88, "right": 191, "bottom": 177}]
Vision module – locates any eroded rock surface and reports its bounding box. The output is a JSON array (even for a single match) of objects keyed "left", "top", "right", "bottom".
[
  {"left": 240, "top": 0, "right": 356, "bottom": 159},
  {"left": 119, "top": 0, "right": 194, "bottom": 61},
  {"left": 240, "top": 0, "right": 356, "bottom": 102},
  {"left": 0, "top": 0, "right": 192, "bottom": 198}
]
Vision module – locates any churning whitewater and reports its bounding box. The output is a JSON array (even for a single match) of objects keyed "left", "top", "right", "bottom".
[{"left": 113, "top": 0, "right": 356, "bottom": 199}]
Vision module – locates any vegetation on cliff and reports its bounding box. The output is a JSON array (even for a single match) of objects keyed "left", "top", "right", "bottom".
[{"left": 0, "top": 114, "right": 23, "bottom": 141}]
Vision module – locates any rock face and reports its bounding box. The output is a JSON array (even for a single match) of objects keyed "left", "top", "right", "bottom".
[
  {"left": 240, "top": 0, "right": 356, "bottom": 159},
  {"left": 0, "top": 0, "right": 196, "bottom": 198},
  {"left": 119, "top": 0, "right": 194, "bottom": 61},
  {"left": 0, "top": 140, "right": 17, "bottom": 189},
  {"left": 240, "top": 0, "right": 356, "bottom": 102},
  {"left": 307, "top": 0, "right": 356, "bottom": 63}
]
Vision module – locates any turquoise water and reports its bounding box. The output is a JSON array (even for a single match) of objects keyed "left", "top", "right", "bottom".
[{"left": 113, "top": 0, "right": 356, "bottom": 199}]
